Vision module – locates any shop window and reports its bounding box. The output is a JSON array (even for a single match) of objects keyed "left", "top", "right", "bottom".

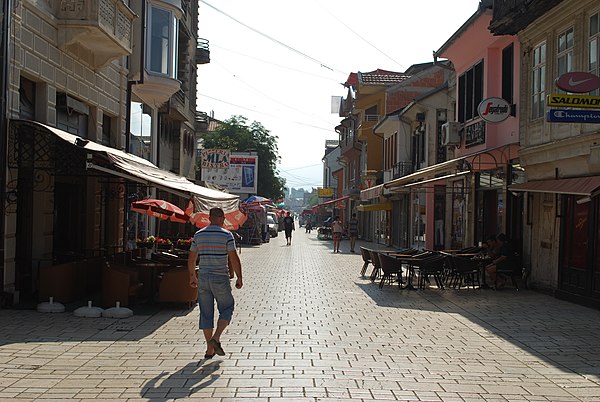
[
  {"left": 562, "top": 195, "right": 589, "bottom": 270},
  {"left": 531, "top": 42, "right": 546, "bottom": 119}
]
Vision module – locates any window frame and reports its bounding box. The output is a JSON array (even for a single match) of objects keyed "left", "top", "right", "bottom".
[
  {"left": 589, "top": 11, "right": 600, "bottom": 96},
  {"left": 557, "top": 27, "right": 574, "bottom": 93},
  {"left": 531, "top": 41, "right": 547, "bottom": 120},
  {"left": 457, "top": 61, "right": 484, "bottom": 123},
  {"left": 146, "top": 4, "right": 179, "bottom": 78}
]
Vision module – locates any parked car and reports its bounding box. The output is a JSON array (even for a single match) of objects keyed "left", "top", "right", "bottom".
[{"left": 267, "top": 213, "right": 278, "bottom": 237}]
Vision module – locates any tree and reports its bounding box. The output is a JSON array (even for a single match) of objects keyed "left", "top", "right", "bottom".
[{"left": 200, "top": 116, "right": 286, "bottom": 200}]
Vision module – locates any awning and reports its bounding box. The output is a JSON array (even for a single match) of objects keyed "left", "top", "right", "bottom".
[
  {"left": 13, "top": 120, "right": 241, "bottom": 214},
  {"left": 360, "top": 184, "right": 384, "bottom": 201},
  {"left": 385, "top": 142, "right": 519, "bottom": 190},
  {"left": 509, "top": 176, "right": 600, "bottom": 196},
  {"left": 357, "top": 202, "right": 392, "bottom": 212},
  {"left": 404, "top": 171, "right": 471, "bottom": 188},
  {"left": 313, "top": 195, "right": 350, "bottom": 209}
]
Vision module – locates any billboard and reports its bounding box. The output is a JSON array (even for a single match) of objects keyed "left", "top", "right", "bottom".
[{"left": 201, "top": 153, "right": 258, "bottom": 194}]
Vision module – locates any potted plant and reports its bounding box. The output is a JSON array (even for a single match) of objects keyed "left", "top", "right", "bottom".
[{"left": 176, "top": 238, "right": 192, "bottom": 249}]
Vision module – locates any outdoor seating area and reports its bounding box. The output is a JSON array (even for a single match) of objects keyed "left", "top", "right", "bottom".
[
  {"left": 359, "top": 246, "right": 524, "bottom": 292},
  {"left": 37, "top": 248, "right": 195, "bottom": 310}
]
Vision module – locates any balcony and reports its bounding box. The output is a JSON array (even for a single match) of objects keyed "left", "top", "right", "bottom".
[
  {"left": 489, "top": 0, "right": 562, "bottom": 35},
  {"left": 196, "top": 38, "right": 210, "bottom": 65},
  {"left": 195, "top": 111, "right": 209, "bottom": 131},
  {"left": 56, "top": 0, "right": 136, "bottom": 69},
  {"left": 392, "top": 161, "right": 414, "bottom": 180}
]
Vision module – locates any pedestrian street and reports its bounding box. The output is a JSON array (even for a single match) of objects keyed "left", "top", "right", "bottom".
[{"left": 1, "top": 230, "right": 600, "bottom": 401}]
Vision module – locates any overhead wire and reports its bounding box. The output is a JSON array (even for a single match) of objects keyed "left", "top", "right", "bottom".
[{"left": 199, "top": 0, "right": 347, "bottom": 75}]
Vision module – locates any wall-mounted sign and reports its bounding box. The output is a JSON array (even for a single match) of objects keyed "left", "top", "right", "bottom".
[
  {"left": 555, "top": 72, "right": 600, "bottom": 93},
  {"left": 202, "top": 153, "right": 258, "bottom": 194},
  {"left": 547, "top": 93, "right": 600, "bottom": 109},
  {"left": 477, "top": 97, "right": 511, "bottom": 123},
  {"left": 201, "top": 149, "right": 230, "bottom": 168},
  {"left": 318, "top": 187, "right": 334, "bottom": 197},
  {"left": 547, "top": 109, "right": 600, "bottom": 123},
  {"left": 464, "top": 120, "right": 486, "bottom": 148}
]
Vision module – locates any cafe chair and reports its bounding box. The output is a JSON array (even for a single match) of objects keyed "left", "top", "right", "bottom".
[
  {"left": 413, "top": 254, "right": 446, "bottom": 290},
  {"left": 359, "top": 247, "right": 372, "bottom": 277},
  {"left": 495, "top": 254, "right": 523, "bottom": 290},
  {"left": 378, "top": 253, "right": 403, "bottom": 289},
  {"left": 448, "top": 256, "right": 481, "bottom": 289},
  {"left": 368, "top": 250, "right": 382, "bottom": 281}
]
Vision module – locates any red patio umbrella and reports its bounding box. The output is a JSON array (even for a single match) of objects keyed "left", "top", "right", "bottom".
[
  {"left": 185, "top": 198, "right": 247, "bottom": 230},
  {"left": 130, "top": 199, "right": 189, "bottom": 223}
]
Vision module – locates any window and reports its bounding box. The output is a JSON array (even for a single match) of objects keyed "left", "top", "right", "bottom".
[
  {"left": 531, "top": 42, "right": 546, "bottom": 119},
  {"left": 557, "top": 27, "right": 574, "bottom": 88},
  {"left": 590, "top": 12, "right": 599, "bottom": 95},
  {"left": 502, "top": 44, "right": 514, "bottom": 103},
  {"left": 102, "top": 114, "right": 112, "bottom": 146},
  {"left": 147, "top": 5, "right": 178, "bottom": 77},
  {"left": 56, "top": 93, "right": 89, "bottom": 136},
  {"left": 458, "top": 61, "right": 484, "bottom": 123}
]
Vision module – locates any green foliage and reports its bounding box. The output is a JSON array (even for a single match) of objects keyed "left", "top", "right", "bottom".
[{"left": 200, "top": 116, "right": 286, "bottom": 200}]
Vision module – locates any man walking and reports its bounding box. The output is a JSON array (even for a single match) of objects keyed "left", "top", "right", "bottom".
[
  {"left": 332, "top": 216, "right": 343, "bottom": 253},
  {"left": 188, "top": 207, "right": 243, "bottom": 359},
  {"left": 347, "top": 213, "right": 359, "bottom": 253},
  {"left": 283, "top": 211, "right": 295, "bottom": 245}
]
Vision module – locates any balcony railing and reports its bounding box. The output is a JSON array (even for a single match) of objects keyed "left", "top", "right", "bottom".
[
  {"left": 392, "top": 162, "right": 414, "bottom": 180},
  {"left": 196, "top": 38, "right": 210, "bottom": 65},
  {"left": 56, "top": 0, "right": 136, "bottom": 68}
]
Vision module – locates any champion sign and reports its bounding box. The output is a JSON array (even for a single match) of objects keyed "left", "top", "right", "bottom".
[{"left": 477, "top": 97, "right": 511, "bottom": 123}]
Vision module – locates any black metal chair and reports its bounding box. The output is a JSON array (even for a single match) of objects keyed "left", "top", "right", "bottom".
[
  {"left": 448, "top": 255, "right": 481, "bottom": 289},
  {"left": 496, "top": 254, "right": 522, "bottom": 290},
  {"left": 360, "top": 247, "right": 372, "bottom": 277},
  {"left": 412, "top": 254, "right": 447, "bottom": 290},
  {"left": 368, "top": 250, "right": 382, "bottom": 281},
  {"left": 378, "top": 253, "right": 403, "bottom": 289}
]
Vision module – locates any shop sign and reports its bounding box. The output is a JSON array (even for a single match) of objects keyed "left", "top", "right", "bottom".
[
  {"left": 555, "top": 72, "right": 600, "bottom": 93},
  {"left": 547, "top": 109, "right": 600, "bottom": 123},
  {"left": 547, "top": 93, "right": 600, "bottom": 109},
  {"left": 318, "top": 187, "right": 334, "bottom": 197},
  {"left": 477, "top": 97, "right": 511, "bottom": 123},
  {"left": 464, "top": 120, "right": 486, "bottom": 148},
  {"left": 201, "top": 149, "right": 230, "bottom": 168}
]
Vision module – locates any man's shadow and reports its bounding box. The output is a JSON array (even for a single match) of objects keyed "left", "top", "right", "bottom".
[{"left": 141, "top": 359, "right": 222, "bottom": 400}]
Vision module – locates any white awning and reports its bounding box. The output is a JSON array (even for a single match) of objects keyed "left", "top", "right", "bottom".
[{"left": 13, "top": 120, "right": 240, "bottom": 214}]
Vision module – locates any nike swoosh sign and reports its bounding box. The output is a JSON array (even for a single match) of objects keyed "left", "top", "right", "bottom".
[{"left": 556, "top": 72, "right": 600, "bottom": 93}]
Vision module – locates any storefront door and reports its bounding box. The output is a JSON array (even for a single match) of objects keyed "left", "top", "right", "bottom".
[{"left": 559, "top": 196, "right": 600, "bottom": 302}]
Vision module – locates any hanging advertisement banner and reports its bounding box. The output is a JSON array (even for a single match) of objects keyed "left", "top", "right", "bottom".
[
  {"left": 555, "top": 72, "right": 600, "bottom": 93},
  {"left": 547, "top": 109, "right": 600, "bottom": 123},
  {"left": 202, "top": 153, "right": 258, "bottom": 194}
]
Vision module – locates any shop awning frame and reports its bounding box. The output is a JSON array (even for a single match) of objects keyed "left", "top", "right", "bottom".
[
  {"left": 508, "top": 176, "right": 600, "bottom": 197},
  {"left": 360, "top": 184, "right": 385, "bottom": 201},
  {"left": 12, "top": 120, "right": 241, "bottom": 213},
  {"left": 385, "top": 142, "right": 519, "bottom": 190},
  {"left": 313, "top": 195, "right": 350, "bottom": 209},
  {"left": 357, "top": 202, "right": 392, "bottom": 212}
]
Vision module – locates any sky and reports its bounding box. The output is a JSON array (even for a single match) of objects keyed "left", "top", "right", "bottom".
[{"left": 195, "top": 0, "right": 480, "bottom": 193}]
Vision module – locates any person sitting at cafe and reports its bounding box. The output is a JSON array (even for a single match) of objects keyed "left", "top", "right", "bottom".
[
  {"left": 485, "top": 233, "right": 515, "bottom": 288},
  {"left": 484, "top": 235, "right": 501, "bottom": 259}
]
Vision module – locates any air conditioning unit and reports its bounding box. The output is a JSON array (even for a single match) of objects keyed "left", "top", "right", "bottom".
[{"left": 441, "top": 122, "right": 461, "bottom": 146}]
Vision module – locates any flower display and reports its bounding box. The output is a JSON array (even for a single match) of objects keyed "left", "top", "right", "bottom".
[{"left": 176, "top": 238, "right": 192, "bottom": 248}]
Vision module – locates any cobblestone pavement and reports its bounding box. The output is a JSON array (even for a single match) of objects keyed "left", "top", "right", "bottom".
[{"left": 1, "top": 231, "right": 600, "bottom": 401}]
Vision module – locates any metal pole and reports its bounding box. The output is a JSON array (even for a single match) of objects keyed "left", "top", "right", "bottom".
[{"left": 0, "top": 0, "right": 13, "bottom": 297}]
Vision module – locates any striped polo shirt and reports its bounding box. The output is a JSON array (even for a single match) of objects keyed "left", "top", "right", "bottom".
[{"left": 190, "top": 225, "right": 236, "bottom": 276}]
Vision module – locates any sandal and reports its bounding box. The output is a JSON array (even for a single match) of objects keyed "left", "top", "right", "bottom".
[{"left": 209, "top": 339, "right": 225, "bottom": 356}]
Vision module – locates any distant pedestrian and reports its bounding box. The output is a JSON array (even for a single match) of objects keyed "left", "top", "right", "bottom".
[
  {"left": 188, "top": 208, "right": 243, "bottom": 359},
  {"left": 347, "top": 213, "right": 359, "bottom": 253},
  {"left": 332, "top": 216, "right": 343, "bottom": 253},
  {"left": 305, "top": 220, "right": 312, "bottom": 233},
  {"left": 283, "top": 211, "right": 295, "bottom": 245}
]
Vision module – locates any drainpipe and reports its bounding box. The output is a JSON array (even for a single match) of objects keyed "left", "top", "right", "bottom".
[
  {"left": 123, "top": 0, "right": 146, "bottom": 249},
  {"left": 0, "top": 0, "right": 13, "bottom": 295},
  {"left": 125, "top": 0, "right": 146, "bottom": 154}
]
